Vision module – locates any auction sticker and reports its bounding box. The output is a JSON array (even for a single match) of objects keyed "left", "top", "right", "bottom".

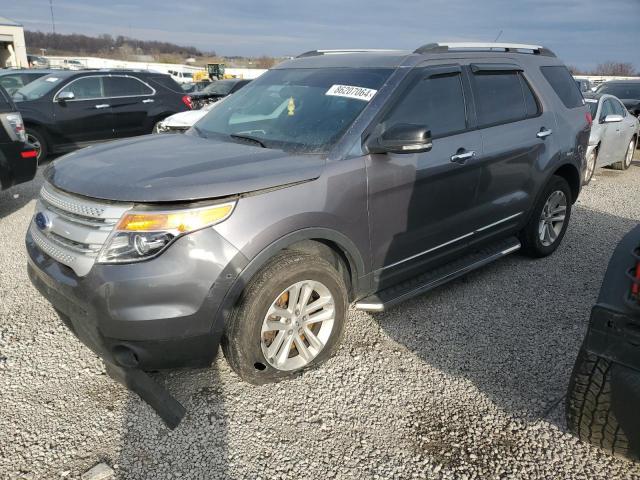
[{"left": 326, "top": 84, "right": 377, "bottom": 102}]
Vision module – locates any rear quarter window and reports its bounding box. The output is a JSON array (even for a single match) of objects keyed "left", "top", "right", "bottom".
[
  {"left": 540, "top": 66, "right": 584, "bottom": 109},
  {"left": 0, "top": 85, "right": 13, "bottom": 113}
]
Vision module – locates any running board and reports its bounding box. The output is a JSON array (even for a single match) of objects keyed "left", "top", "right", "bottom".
[{"left": 355, "top": 237, "right": 521, "bottom": 312}]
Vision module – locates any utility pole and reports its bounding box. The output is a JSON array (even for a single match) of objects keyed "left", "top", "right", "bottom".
[{"left": 49, "top": 0, "right": 56, "bottom": 34}]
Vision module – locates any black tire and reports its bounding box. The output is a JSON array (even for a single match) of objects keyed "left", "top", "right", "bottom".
[
  {"left": 519, "top": 175, "right": 572, "bottom": 258},
  {"left": 611, "top": 137, "right": 635, "bottom": 171},
  {"left": 222, "top": 251, "right": 348, "bottom": 384},
  {"left": 566, "top": 349, "right": 637, "bottom": 460},
  {"left": 583, "top": 148, "right": 597, "bottom": 185},
  {"left": 25, "top": 126, "right": 48, "bottom": 163}
]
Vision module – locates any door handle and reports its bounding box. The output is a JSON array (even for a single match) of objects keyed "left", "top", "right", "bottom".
[
  {"left": 536, "top": 128, "right": 553, "bottom": 139},
  {"left": 95, "top": 104, "right": 110, "bottom": 109},
  {"left": 142, "top": 99, "right": 155, "bottom": 103},
  {"left": 450, "top": 150, "right": 476, "bottom": 163}
]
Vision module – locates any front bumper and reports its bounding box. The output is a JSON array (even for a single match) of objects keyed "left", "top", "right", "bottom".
[{"left": 26, "top": 226, "right": 248, "bottom": 370}]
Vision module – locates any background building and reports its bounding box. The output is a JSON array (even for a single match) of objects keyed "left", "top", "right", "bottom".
[{"left": 0, "top": 16, "right": 28, "bottom": 68}]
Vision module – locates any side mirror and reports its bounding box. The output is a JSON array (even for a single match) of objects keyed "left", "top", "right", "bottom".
[
  {"left": 367, "top": 123, "right": 433, "bottom": 154},
  {"left": 602, "top": 114, "right": 623, "bottom": 123},
  {"left": 57, "top": 91, "right": 75, "bottom": 102}
]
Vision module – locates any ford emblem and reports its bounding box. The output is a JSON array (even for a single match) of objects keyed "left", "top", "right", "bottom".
[{"left": 35, "top": 212, "right": 52, "bottom": 232}]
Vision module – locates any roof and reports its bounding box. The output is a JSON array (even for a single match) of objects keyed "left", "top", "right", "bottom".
[{"left": 0, "top": 16, "right": 22, "bottom": 27}]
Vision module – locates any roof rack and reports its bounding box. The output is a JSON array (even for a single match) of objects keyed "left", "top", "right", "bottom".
[
  {"left": 297, "top": 49, "right": 405, "bottom": 58},
  {"left": 414, "top": 42, "right": 556, "bottom": 57}
]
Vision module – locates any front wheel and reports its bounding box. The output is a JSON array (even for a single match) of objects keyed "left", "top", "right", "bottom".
[
  {"left": 583, "top": 149, "right": 597, "bottom": 185},
  {"left": 222, "top": 251, "right": 348, "bottom": 384},
  {"left": 519, "top": 175, "right": 572, "bottom": 258},
  {"left": 25, "top": 127, "right": 48, "bottom": 162}
]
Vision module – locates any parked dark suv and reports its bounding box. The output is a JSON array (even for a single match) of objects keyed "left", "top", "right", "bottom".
[
  {"left": 0, "top": 84, "right": 38, "bottom": 191},
  {"left": 12, "top": 70, "right": 191, "bottom": 161},
  {"left": 26, "top": 43, "right": 590, "bottom": 426}
]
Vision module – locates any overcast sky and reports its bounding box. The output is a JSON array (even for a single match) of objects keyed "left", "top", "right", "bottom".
[{"left": 3, "top": 0, "right": 639, "bottom": 70}]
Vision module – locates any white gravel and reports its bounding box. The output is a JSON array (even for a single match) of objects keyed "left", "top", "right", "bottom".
[{"left": 2, "top": 152, "right": 640, "bottom": 480}]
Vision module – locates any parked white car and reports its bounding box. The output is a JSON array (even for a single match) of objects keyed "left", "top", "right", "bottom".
[
  {"left": 153, "top": 102, "right": 217, "bottom": 133},
  {"left": 583, "top": 93, "right": 639, "bottom": 184}
]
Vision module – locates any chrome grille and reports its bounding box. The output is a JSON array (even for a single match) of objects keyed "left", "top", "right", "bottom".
[{"left": 30, "top": 183, "right": 132, "bottom": 276}]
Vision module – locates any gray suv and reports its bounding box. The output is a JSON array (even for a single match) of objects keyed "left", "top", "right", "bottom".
[{"left": 27, "top": 43, "right": 590, "bottom": 416}]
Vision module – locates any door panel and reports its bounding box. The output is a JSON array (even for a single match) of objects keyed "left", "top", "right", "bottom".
[
  {"left": 104, "top": 76, "right": 155, "bottom": 138},
  {"left": 598, "top": 99, "right": 618, "bottom": 163},
  {"left": 52, "top": 76, "right": 113, "bottom": 145},
  {"left": 469, "top": 69, "right": 555, "bottom": 233},
  {"left": 366, "top": 65, "right": 481, "bottom": 285},
  {"left": 368, "top": 130, "right": 482, "bottom": 282}
]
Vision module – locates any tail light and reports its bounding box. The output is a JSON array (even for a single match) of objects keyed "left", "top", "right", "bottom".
[
  {"left": 182, "top": 95, "right": 193, "bottom": 110},
  {"left": 585, "top": 112, "right": 593, "bottom": 127},
  {"left": 2, "top": 112, "right": 27, "bottom": 143},
  {"left": 20, "top": 149, "right": 37, "bottom": 159}
]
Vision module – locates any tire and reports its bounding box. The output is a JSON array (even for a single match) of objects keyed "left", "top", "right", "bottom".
[
  {"left": 222, "top": 251, "right": 348, "bottom": 384},
  {"left": 566, "top": 348, "right": 637, "bottom": 460},
  {"left": 25, "top": 126, "right": 48, "bottom": 162},
  {"left": 611, "top": 137, "right": 635, "bottom": 171},
  {"left": 519, "top": 175, "right": 572, "bottom": 258},
  {"left": 583, "top": 148, "right": 597, "bottom": 185}
]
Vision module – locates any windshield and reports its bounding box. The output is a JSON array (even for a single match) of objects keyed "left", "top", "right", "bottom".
[
  {"left": 596, "top": 83, "right": 640, "bottom": 99},
  {"left": 13, "top": 74, "right": 66, "bottom": 101},
  {"left": 194, "top": 67, "right": 392, "bottom": 153},
  {"left": 202, "top": 81, "right": 236, "bottom": 96}
]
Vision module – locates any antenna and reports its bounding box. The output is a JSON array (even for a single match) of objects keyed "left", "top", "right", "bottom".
[
  {"left": 493, "top": 30, "right": 503, "bottom": 42},
  {"left": 49, "top": 0, "right": 56, "bottom": 34}
]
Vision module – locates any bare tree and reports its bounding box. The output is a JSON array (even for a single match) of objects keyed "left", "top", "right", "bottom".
[
  {"left": 255, "top": 56, "right": 277, "bottom": 69},
  {"left": 566, "top": 65, "right": 584, "bottom": 75},
  {"left": 594, "top": 61, "right": 636, "bottom": 76}
]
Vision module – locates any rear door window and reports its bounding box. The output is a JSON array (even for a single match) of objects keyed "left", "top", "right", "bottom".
[
  {"left": 471, "top": 71, "right": 540, "bottom": 127},
  {"left": 104, "top": 76, "right": 154, "bottom": 97},
  {"left": 540, "top": 66, "right": 584, "bottom": 109},
  {"left": 383, "top": 71, "right": 467, "bottom": 138}
]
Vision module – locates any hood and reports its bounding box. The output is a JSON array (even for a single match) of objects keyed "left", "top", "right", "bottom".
[
  {"left": 163, "top": 109, "right": 209, "bottom": 127},
  {"left": 44, "top": 133, "right": 325, "bottom": 203}
]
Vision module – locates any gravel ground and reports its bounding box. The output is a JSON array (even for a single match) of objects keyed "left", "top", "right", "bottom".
[{"left": 2, "top": 151, "right": 640, "bottom": 480}]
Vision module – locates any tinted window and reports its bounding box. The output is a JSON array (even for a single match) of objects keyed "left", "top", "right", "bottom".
[
  {"left": 472, "top": 72, "right": 538, "bottom": 127},
  {"left": 60, "top": 76, "right": 104, "bottom": 100},
  {"left": 384, "top": 73, "right": 467, "bottom": 137},
  {"left": 540, "top": 66, "right": 584, "bottom": 108},
  {"left": 104, "top": 76, "right": 153, "bottom": 97},
  {"left": 12, "top": 74, "right": 67, "bottom": 101},
  {"left": 596, "top": 83, "right": 640, "bottom": 99}
]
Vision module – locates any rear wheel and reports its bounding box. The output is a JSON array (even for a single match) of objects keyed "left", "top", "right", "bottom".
[
  {"left": 611, "top": 138, "right": 635, "bottom": 171},
  {"left": 519, "top": 175, "right": 572, "bottom": 258},
  {"left": 222, "top": 251, "right": 348, "bottom": 384},
  {"left": 25, "top": 127, "right": 48, "bottom": 162},
  {"left": 566, "top": 348, "right": 637, "bottom": 460}
]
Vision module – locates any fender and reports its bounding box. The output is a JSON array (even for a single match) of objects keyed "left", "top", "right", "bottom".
[{"left": 210, "top": 227, "right": 368, "bottom": 335}]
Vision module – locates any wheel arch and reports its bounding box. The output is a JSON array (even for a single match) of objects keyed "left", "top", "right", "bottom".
[
  {"left": 552, "top": 163, "right": 581, "bottom": 204},
  {"left": 212, "top": 228, "right": 367, "bottom": 333}
]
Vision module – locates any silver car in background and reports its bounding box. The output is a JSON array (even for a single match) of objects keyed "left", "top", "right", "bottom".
[{"left": 583, "top": 93, "right": 639, "bottom": 184}]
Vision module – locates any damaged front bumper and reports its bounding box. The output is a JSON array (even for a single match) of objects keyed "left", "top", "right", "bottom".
[{"left": 26, "top": 227, "right": 248, "bottom": 427}]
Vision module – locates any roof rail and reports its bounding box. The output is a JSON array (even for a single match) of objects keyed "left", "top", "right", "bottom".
[
  {"left": 297, "top": 49, "right": 405, "bottom": 58},
  {"left": 414, "top": 42, "right": 556, "bottom": 57}
]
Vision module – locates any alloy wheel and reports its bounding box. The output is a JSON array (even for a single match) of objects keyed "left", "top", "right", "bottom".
[
  {"left": 539, "top": 190, "right": 567, "bottom": 247},
  {"left": 260, "top": 280, "right": 335, "bottom": 371},
  {"left": 585, "top": 150, "right": 596, "bottom": 183},
  {"left": 26, "top": 133, "right": 42, "bottom": 162},
  {"left": 625, "top": 140, "right": 635, "bottom": 168}
]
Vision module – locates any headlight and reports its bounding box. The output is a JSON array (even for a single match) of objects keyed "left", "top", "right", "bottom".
[
  {"left": 97, "top": 201, "right": 236, "bottom": 263},
  {"left": 153, "top": 121, "right": 168, "bottom": 133}
]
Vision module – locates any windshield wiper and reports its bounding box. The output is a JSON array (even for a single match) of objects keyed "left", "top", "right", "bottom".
[{"left": 230, "top": 133, "right": 266, "bottom": 148}]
